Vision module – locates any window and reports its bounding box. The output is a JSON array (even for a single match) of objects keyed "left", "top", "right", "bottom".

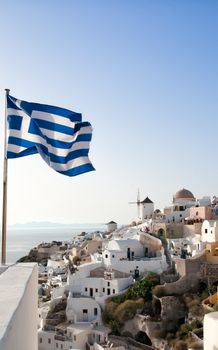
[
  {"left": 107, "top": 282, "right": 110, "bottom": 287},
  {"left": 56, "top": 343, "right": 58, "bottom": 348},
  {"left": 83, "top": 309, "right": 88, "bottom": 313},
  {"left": 205, "top": 229, "right": 208, "bottom": 233},
  {"left": 103, "top": 288, "right": 105, "bottom": 292},
  {"left": 94, "top": 307, "right": 98, "bottom": 315},
  {"left": 113, "top": 289, "right": 115, "bottom": 294},
  {"left": 211, "top": 230, "right": 213, "bottom": 234},
  {"left": 85, "top": 287, "right": 88, "bottom": 292},
  {"left": 105, "top": 254, "right": 108, "bottom": 258},
  {"left": 196, "top": 211, "right": 198, "bottom": 216},
  {"left": 48, "top": 338, "right": 51, "bottom": 344},
  {"left": 95, "top": 288, "right": 98, "bottom": 292},
  {"left": 39, "top": 338, "right": 42, "bottom": 344},
  {"left": 74, "top": 335, "right": 76, "bottom": 341},
  {"left": 112, "top": 254, "right": 115, "bottom": 258}
]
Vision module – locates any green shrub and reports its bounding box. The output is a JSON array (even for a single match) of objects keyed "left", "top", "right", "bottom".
[
  {"left": 112, "top": 293, "right": 126, "bottom": 304},
  {"left": 189, "top": 320, "right": 202, "bottom": 330},
  {"left": 179, "top": 323, "right": 192, "bottom": 336},
  {"left": 108, "top": 320, "right": 121, "bottom": 335},
  {"left": 115, "top": 299, "right": 144, "bottom": 323},
  {"left": 125, "top": 273, "right": 159, "bottom": 300},
  {"left": 102, "top": 300, "right": 117, "bottom": 323}
]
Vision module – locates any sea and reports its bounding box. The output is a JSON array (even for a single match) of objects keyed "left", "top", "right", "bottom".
[{"left": 5, "top": 223, "right": 106, "bottom": 263}]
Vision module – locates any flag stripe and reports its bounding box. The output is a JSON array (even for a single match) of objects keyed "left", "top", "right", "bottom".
[
  {"left": 9, "top": 128, "right": 92, "bottom": 150},
  {"left": 50, "top": 156, "right": 91, "bottom": 171},
  {"left": 8, "top": 140, "right": 89, "bottom": 163},
  {"left": 8, "top": 137, "right": 91, "bottom": 156},
  {"left": 31, "top": 110, "right": 77, "bottom": 127},
  {"left": 31, "top": 118, "right": 75, "bottom": 135},
  {"left": 59, "top": 163, "right": 94, "bottom": 177},
  {"left": 19, "top": 100, "right": 82, "bottom": 120}
]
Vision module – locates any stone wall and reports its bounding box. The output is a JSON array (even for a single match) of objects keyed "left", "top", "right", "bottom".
[
  {"left": 200, "top": 263, "right": 218, "bottom": 279},
  {"left": 153, "top": 274, "right": 201, "bottom": 297},
  {"left": 152, "top": 223, "right": 184, "bottom": 239},
  {"left": 160, "top": 273, "right": 179, "bottom": 284},
  {"left": 109, "top": 335, "right": 155, "bottom": 350},
  {"left": 183, "top": 223, "right": 202, "bottom": 237},
  {"left": 174, "top": 251, "right": 206, "bottom": 277}
]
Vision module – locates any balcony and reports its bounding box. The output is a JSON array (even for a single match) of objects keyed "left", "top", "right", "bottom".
[{"left": 54, "top": 334, "right": 66, "bottom": 341}]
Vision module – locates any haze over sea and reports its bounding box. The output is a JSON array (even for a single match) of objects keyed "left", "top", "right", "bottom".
[{"left": 6, "top": 222, "right": 106, "bottom": 263}]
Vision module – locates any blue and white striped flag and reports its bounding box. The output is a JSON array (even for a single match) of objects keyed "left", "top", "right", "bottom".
[{"left": 6, "top": 95, "right": 95, "bottom": 176}]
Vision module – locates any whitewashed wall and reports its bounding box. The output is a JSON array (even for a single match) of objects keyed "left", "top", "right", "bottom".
[
  {"left": 103, "top": 255, "right": 167, "bottom": 275},
  {"left": 0, "top": 263, "right": 38, "bottom": 350},
  {"left": 66, "top": 297, "right": 101, "bottom": 323},
  {"left": 204, "top": 312, "right": 218, "bottom": 349},
  {"left": 201, "top": 220, "right": 218, "bottom": 242}
]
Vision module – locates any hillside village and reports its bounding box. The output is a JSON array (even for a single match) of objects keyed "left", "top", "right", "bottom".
[{"left": 25, "top": 188, "right": 218, "bottom": 350}]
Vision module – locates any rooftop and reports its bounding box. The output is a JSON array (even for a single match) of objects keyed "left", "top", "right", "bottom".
[{"left": 140, "top": 197, "right": 153, "bottom": 204}]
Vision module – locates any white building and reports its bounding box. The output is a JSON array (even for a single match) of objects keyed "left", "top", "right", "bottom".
[
  {"left": 52, "top": 263, "right": 133, "bottom": 307},
  {"left": 93, "top": 238, "right": 167, "bottom": 276},
  {"left": 38, "top": 294, "right": 109, "bottom": 350},
  {"left": 204, "top": 312, "right": 218, "bottom": 350},
  {"left": 107, "top": 239, "right": 145, "bottom": 259},
  {"left": 66, "top": 295, "right": 101, "bottom": 323},
  {"left": 163, "top": 189, "right": 212, "bottom": 224},
  {"left": 66, "top": 266, "right": 133, "bottom": 300},
  {"left": 201, "top": 220, "right": 218, "bottom": 242},
  {"left": 0, "top": 263, "right": 38, "bottom": 350},
  {"left": 163, "top": 188, "right": 201, "bottom": 223},
  {"left": 47, "top": 257, "right": 66, "bottom": 275}
]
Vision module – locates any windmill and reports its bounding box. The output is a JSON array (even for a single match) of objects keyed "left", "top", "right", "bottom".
[{"left": 129, "top": 189, "right": 141, "bottom": 219}]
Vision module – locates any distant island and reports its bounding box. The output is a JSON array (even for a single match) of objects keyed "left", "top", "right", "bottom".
[{"left": 8, "top": 221, "right": 105, "bottom": 229}]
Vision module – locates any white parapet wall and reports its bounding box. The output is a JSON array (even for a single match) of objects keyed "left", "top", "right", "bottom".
[
  {"left": 204, "top": 311, "right": 218, "bottom": 349},
  {"left": 0, "top": 263, "right": 38, "bottom": 350}
]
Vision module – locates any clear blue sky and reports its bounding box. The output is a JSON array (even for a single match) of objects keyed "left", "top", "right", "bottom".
[{"left": 0, "top": 0, "right": 217, "bottom": 225}]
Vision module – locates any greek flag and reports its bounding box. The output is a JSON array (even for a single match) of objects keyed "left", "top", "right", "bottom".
[{"left": 6, "top": 95, "right": 95, "bottom": 177}]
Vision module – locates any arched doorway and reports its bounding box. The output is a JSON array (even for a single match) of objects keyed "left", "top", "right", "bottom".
[{"left": 158, "top": 228, "right": 165, "bottom": 238}]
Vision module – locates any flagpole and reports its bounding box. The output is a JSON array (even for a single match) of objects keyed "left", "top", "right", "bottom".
[{"left": 1, "top": 88, "right": 10, "bottom": 264}]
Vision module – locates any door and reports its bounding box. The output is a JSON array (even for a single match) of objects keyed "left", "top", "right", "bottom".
[{"left": 83, "top": 309, "right": 88, "bottom": 321}]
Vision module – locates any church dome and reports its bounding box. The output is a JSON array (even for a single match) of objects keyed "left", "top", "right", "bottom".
[{"left": 174, "top": 188, "right": 195, "bottom": 201}]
